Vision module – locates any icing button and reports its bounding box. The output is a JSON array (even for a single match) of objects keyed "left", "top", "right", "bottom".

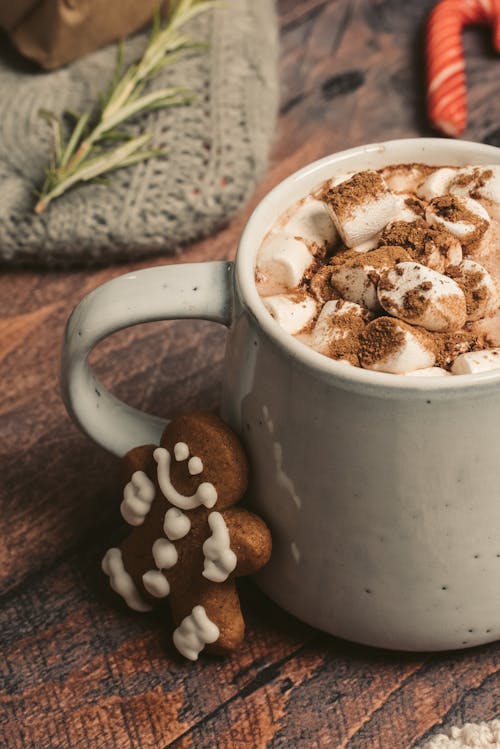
[
  {"left": 163, "top": 507, "right": 191, "bottom": 540},
  {"left": 142, "top": 569, "right": 170, "bottom": 598},
  {"left": 188, "top": 456, "right": 203, "bottom": 475},
  {"left": 174, "top": 442, "right": 190, "bottom": 461},
  {"left": 152, "top": 537, "right": 178, "bottom": 569}
]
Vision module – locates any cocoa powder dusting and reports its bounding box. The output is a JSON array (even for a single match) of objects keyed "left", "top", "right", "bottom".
[
  {"left": 431, "top": 328, "right": 475, "bottom": 368},
  {"left": 288, "top": 290, "right": 313, "bottom": 305},
  {"left": 308, "top": 265, "right": 341, "bottom": 304},
  {"left": 429, "top": 195, "right": 489, "bottom": 250},
  {"left": 446, "top": 264, "right": 490, "bottom": 319},
  {"left": 403, "top": 287, "right": 431, "bottom": 318},
  {"left": 300, "top": 245, "right": 333, "bottom": 290},
  {"left": 439, "top": 293, "right": 467, "bottom": 330},
  {"left": 431, "top": 195, "right": 467, "bottom": 222},
  {"left": 322, "top": 171, "right": 386, "bottom": 221},
  {"left": 378, "top": 276, "right": 396, "bottom": 292},
  {"left": 378, "top": 278, "right": 431, "bottom": 322},
  {"left": 323, "top": 302, "right": 370, "bottom": 364},
  {"left": 330, "top": 244, "right": 411, "bottom": 270},
  {"left": 359, "top": 317, "right": 407, "bottom": 367},
  {"left": 451, "top": 171, "right": 476, "bottom": 189},
  {"left": 451, "top": 167, "right": 493, "bottom": 197},
  {"left": 404, "top": 196, "right": 426, "bottom": 217},
  {"left": 379, "top": 220, "right": 458, "bottom": 269}
]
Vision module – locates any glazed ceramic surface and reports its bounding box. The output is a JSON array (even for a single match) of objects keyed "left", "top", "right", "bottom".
[{"left": 61, "top": 139, "right": 500, "bottom": 651}]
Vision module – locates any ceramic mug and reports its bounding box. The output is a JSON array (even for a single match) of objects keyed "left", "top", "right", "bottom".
[{"left": 61, "top": 138, "right": 500, "bottom": 652}]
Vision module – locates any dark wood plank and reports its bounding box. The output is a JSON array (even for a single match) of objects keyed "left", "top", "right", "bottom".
[
  {"left": 0, "top": 541, "right": 313, "bottom": 748},
  {"left": 2, "top": 1, "right": 500, "bottom": 747},
  {"left": 166, "top": 643, "right": 499, "bottom": 748},
  {"left": 1, "top": 544, "right": 497, "bottom": 749}
]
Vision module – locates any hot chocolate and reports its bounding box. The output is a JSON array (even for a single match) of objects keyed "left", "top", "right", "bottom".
[{"left": 255, "top": 163, "right": 500, "bottom": 376}]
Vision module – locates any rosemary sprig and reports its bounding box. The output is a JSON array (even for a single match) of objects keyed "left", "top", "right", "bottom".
[{"left": 34, "top": 0, "right": 213, "bottom": 214}]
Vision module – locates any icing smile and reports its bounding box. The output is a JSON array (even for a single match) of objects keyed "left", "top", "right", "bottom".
[{"left": 153, "top": 447, "right": 217, "bottom": 510}]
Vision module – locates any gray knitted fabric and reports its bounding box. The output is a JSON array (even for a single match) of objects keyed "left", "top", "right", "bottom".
[{"left": 0, "top": 0, "right": 279, "bottom": 265}]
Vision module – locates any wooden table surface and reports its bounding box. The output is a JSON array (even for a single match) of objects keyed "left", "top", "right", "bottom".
[{"left": 1, "top": 1, "right": 499, "bottom": 747}]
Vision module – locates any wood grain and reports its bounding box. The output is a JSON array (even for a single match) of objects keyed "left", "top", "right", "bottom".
[{"left": 1, "top": 1, "right": 500, "bottom": 747}]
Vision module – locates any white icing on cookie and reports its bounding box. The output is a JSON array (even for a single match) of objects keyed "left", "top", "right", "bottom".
[
  {"left": 174, "top": 442, "right": 189, "bottom": 461},
  {"left": 202, "top": 512, "right": 237, "bottom": 583},
  {"left": 196, "top": 483, "right": 218, "bottom": 507},
  {"left": 140, "top": 538, "right": 178, "bottom": 600},
  {"left": 142, "top": 569, "right": 170, "bottom": 598},
  {"left": 154, "top": 447, "right": 217, "bottom": 510},
  {"left": 120, "top": 471, "right": 156, "bottom": 526},
  {"left": 152, "top": 537, "right": 178, "bottom": 569},
  {"left": 188, "top": 456, "right": 203, "bottom": 475},
  {"left": 172, "top": 605, "right": 220, "bottom": 660},
  {"left": 163, "top": 507, "right": 191, "bottom": 540},
  {"left": 101, "top": 548, "right": 152, "bottom": 612}
]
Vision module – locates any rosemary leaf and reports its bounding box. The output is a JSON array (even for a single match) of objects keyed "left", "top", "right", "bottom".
[
  {"left": 39, "top": 109, "right": 64, "bottom": 163},
  {"left": 115, "top": 149, "right": 166, "bottom": 170},
  {"left": 60, "top": 112, "right": 90, "bottom": 169},
  {"left": 92, "top": 86, "right": 191, "bottom": 138},
  {"left": 68, "top": 134, "right": 154, "bottom": 183},
  {"left": 34, "top": 0, "right": 215, "bottom": 214}
]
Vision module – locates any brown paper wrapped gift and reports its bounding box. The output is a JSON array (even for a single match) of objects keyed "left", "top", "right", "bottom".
[{"left": 0, "top": 0, "right": 168, "bottom": 70}]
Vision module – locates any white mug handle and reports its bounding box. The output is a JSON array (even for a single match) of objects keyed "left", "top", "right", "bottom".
[{"left": 61, "top": 261, "right": 233, "bottom": 457}]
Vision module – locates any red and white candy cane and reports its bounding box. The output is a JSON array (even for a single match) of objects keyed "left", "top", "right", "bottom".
[{"left": 426, "top": 0, "right": 500, "bottom": 137}]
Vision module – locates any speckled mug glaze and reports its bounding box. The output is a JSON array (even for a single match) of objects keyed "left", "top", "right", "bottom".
[{"left": 62, "top": 139, "right": 500, "bottom": 651}]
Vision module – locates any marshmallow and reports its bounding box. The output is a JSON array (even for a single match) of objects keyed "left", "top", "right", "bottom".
[
  {"left": 351, "top": 236, "right": 380, "bottom": 253},
  {"left": 330, "top": 246, "right": 411, "bottom": 311},
  {"left": 360, "top": 317, "right": 436, "bottom": 374},
  {"left": 425, "top": 195, "right": 490, "bottom": 242},
  {"left": 404, "top": 367, "right": 451, "bottom": 377},
  {"left": 378, "top": 262, "right": 467, "bottom": 332},
  {"left": 449, "top": 166, "right": 500, "bottom": 218},
  {"left": 390, "top": 193, "right": 423, "bottom": 223},
  {"left": 451, "top": 348, "right": 500, "bottom": 374},
  {"left": 310, "top": 299, "right": 371, "bottom": 361},
  {"left": 284, "top": 198, "right": 337, "bottom": 245},
  {"left": 256, "top": 232, "right": 314, "bottom": 292},
  {"left": 263, "top": 292, "right": 317, "bottom": 334},
  {"left": 379, "top": 220, "right": 462, "bottom": 273},
  {"left": 416, "top": 168, "right": 456, "bottom": 201},
  {"left": 446, "top": 259, "right": 498, "bottom": 321},
  {"left": 323, "top": 170, "right": 398, "bottom": 247}
]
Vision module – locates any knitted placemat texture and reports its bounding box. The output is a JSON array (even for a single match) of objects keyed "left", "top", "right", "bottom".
[
  {"left": 419, "top": 721, "right": 500, "bottom": 748},
  {"left": 0, "top": 0, "right": 279, "bottom": 266}
]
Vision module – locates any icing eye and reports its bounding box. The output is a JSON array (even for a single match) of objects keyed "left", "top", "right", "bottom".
[
  {"left": 188, "top": 456, "right": 203, "bottom": 475},
  {"left": 174, "top": 442, "right": 189, "bottom": 461}
]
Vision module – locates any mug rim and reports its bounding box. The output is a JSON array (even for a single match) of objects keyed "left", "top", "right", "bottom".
[{"left": 235, "top": 138, "right": 500, "bottom": 394}]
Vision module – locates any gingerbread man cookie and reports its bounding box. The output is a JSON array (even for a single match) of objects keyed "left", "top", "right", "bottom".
[{"left": 102, "top": 411, "right": 272, "bottom": 660}]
